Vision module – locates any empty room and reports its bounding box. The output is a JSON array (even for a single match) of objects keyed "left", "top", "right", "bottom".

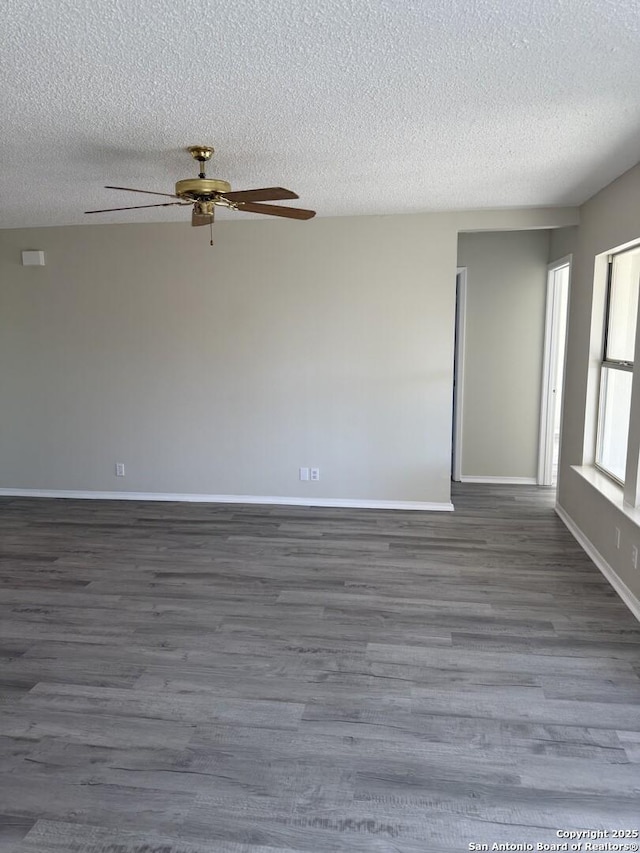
[{"left": 1, "top": 1, "right": 640, "bottom": 851}]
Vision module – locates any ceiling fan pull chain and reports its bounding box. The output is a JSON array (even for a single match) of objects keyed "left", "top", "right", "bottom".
[{"left": 210, "top": 219, "right": 214, "bottom": 246}]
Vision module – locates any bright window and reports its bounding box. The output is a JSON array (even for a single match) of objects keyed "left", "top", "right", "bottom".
[{"left": 595, "top": 246, "right": 640, "bottom": 483}]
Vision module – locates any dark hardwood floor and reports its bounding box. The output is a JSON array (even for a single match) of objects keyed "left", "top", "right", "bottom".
[{"left": 0, "top": 483, "right": 639, "bottom": 852}]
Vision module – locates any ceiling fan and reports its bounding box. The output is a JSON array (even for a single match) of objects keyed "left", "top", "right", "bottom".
[{"left": 85, "top": 146, "right": 316, "bottom": 245}]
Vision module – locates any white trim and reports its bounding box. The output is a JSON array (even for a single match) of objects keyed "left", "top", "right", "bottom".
[
  {"left": 0, "top": 488, "right": 454, "bottom": 512},
  {"left": 458, "top": 476, "right": 537, "bottom": 485},
  {"left": 452, "top": 267, "right": 467, "bottom": 482},
  {"left": 538, "top": 257, "right": 571, "bottom": 486},
  {"left": 555, "top": 502, "right": 640, "bottom": 622},
  {"left": 537, "top": 268, "right": 556, "bottom": 484},
  {"left": 547, "top": 254, "right": 573, "bottom": 271}
]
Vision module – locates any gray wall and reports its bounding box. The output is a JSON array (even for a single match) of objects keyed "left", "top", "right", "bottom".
[
  {"left": 0, "top": 215, "right": 459, "bottom": 505},
  {"left": 457, "top": 230, "right": 551, "bottom": 480},
  {"left": 551, "top": 163, "right": 640, "bottom": 605},
  {"left": 0, "top": 206, "right": 578, "bottom": 508},
  {"left": 548, "top": 226, "right": 577, "bottom": 264}
]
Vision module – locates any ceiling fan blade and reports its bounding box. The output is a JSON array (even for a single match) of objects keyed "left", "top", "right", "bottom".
[
  {"left": 223, "top": 187, "right": 299, "bottom": 203},
  {"left": 85, "top": 202, "right": 186, "bottom": 214},
  {"left": 105, "top": 185, "right": 179, "bottom": 199},
  {"left": 237, "top": 202, "right": 316, "bottom": 220}
]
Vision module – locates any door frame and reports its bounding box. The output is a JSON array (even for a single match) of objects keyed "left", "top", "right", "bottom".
[
  {"left": 537, "top": 256, "right": 571, "bottom": 485},
  {"left": 452, "top": 267, "right": 467, "bottom": 482}
]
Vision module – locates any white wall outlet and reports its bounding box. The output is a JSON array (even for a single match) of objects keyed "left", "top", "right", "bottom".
[
  {"left": 310, "top": 467, "right": 320, "bottom": 481},
  {"left": 633, "top": 545, "right": 638, "bottom": 570},
  {"left": 299, "top": 467, "right": 310, "bottom": 481},
  {"left": 115, "top": 462, "right": 125, "bottom": 477},
  {"left": 615, "top": 527, "right": 621, "bottom": 549}
]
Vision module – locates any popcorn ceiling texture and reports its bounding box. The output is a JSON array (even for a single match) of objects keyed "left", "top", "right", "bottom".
[{"left": 2, "top": 0, "right": 640, "bottom": 228}]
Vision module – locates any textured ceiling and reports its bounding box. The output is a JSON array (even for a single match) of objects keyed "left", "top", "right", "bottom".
[{"left": 3, "top": 0, "right": 640, "bottom": 228}]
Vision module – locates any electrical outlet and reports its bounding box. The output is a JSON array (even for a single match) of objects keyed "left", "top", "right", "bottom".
[
  {"left": 615, "top": 527, "right": 621, "bottom": 549},
  {"left": 310, "top": 467, "right": 320, "bottom": 481},
  {"left": 299, "top": 467, "right": 310, "bottom": 481},
  {"left": 633, "top": 546, "right": 638, "bottom": 570},
  {"left": 115, "top": 462, "right": 125, "bottom": 477}
]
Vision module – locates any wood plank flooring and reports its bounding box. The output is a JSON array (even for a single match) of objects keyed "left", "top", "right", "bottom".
[{"left": 0, "top": 484, "right": 639, "bottom": 852}]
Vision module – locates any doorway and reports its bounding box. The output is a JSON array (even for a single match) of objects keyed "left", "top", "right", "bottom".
[{"left": 538, "top": 258, "right": 571, "bottom": 486}]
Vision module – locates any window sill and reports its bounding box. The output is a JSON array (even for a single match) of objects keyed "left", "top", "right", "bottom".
[{"left": 572, "top": 465, "right": 640, "bottom": 524}]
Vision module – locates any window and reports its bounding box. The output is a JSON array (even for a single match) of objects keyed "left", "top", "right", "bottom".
[{"left": 595, "top": 246, "right": 640, "bottom": 483}]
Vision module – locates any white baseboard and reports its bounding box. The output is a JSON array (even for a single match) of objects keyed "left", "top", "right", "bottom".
[
  {"left": 555, "top": 503, "right": 640, "bottom": 622},
  {"left": 459, "top": 476, "right": 538, "bottom": 485},
  {"left": 0, "top": 488, "right": 454, "bottom": 513}
]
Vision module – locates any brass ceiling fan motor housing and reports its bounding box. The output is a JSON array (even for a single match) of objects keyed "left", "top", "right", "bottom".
[{"left": 174, "top": 177, "right": 232, "bottom": 200}]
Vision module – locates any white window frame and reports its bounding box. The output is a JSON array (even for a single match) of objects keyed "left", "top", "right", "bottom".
[
  {"left": 595, "top": 254, "right": 633, "bottom": 484},
  {"left": 594, "top": 245, "right": 640, "bottom": 505}
]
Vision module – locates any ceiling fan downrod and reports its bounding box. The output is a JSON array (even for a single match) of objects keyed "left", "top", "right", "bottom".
[{"left": 188, "top": 146, "right": 214, "bottom": 180}]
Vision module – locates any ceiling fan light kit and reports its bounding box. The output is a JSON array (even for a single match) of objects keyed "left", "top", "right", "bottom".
[{"left": 85, "top": 145, "right": 316, "bottom": 246}]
